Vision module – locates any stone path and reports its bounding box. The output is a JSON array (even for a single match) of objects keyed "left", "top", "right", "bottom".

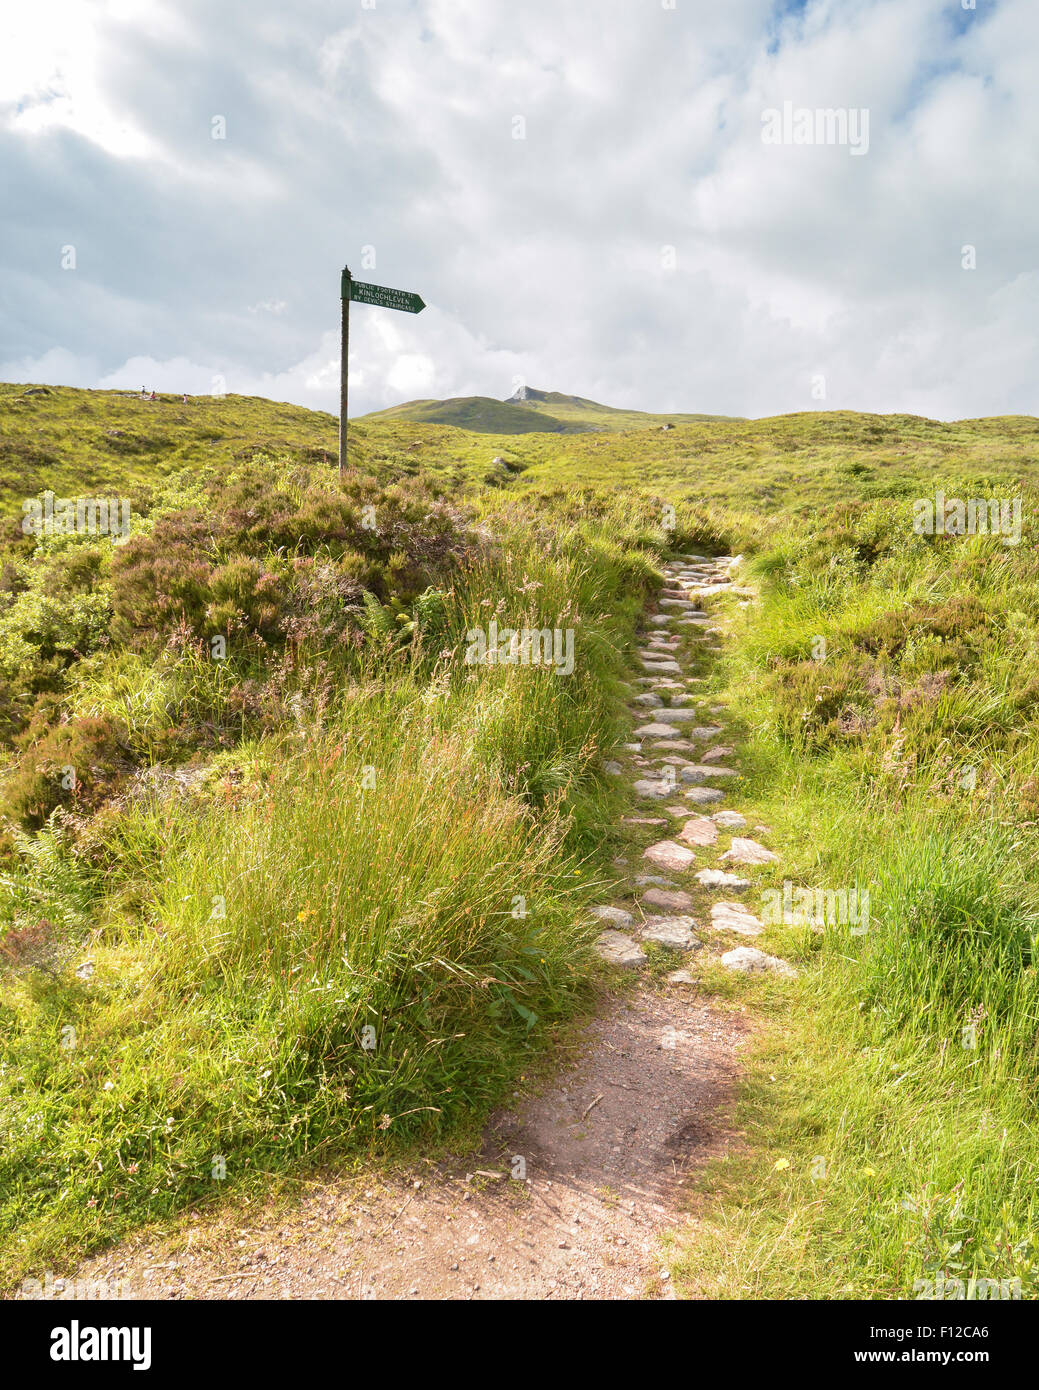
[
  {"left": 594, "top": 552, "right": 797, "bottom": 987},
  {"left": 67, "top": 551, "right": 793, "bottom": 1302}
]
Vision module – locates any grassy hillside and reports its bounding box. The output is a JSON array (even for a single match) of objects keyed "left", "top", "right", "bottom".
[
  {"left": 3, "top": 382, "right": 1039, "bottom": 1298},
  {"left": 361, "top": 384, "right": 736, "bottom": 434}
]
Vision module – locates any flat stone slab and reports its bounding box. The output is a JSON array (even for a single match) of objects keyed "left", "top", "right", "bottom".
[
  {"left": 678, "top": 816, "right": 719, "bottom": 847},
  {"left": 603, "top": 760, "right": 623, "bottom": 776},
  {"left": 658, "top": 599, "right": 698, "bottom": 610},
  {"left": 722, "top": 837, "right": 779, "bottom": 865},
  {"left": 635, "top": 722, "right": 681, "bottom": 739},
  {"left": 643, "top": 840, "right": 697, "bottom": 872},
  {"left": 641, "top": 887, "right": 695, "bottom": 912},
  {"left": 633, "top": 778, "right": 674, "bottom": 800},
  {"left": 632, "top": 692, "right": 664, "bottom": 707},
  {"left": 711, "top": 902, "right": 763, "bottom": 936},
  {"left": 589, "top": 905, "right": 634, "bottom": 928},
  {"left": 696, "top": 868, "right": 751, "bottom": 890},
  {"left": 688, "top": 726, "right": 724, "bottom": 739},
  {"left": 700, "top": 745, "right": 735, "bottom": 762},
  {"left": 684, "top": 787, "right": 725, "bottom": 805},
  {"left": 640, "top": 915, "right": 700, "bottom": 950},
  {"left": 634, "top": 873, "right": 674, "bottom": 887},
  {"left": 640, "top": 660, "right": 683, "bottom": 675},
  {"left": 712, "top": 810, "right": 747, "bottom": 828},
  {"left": 666, "top": 969, "right": 696, "bottom": 986},
  {"left": 650, "top": 739, "right": 696, "bottom": 752},
  {"left": 720, "top": 946, "right": 797, "bottom": 979},
  {"left": 648, "top": 614, "right": 672, "bottom": 626},
  {"left": 680, "top": 764, "right": 737, "bottom": 784},
  {"left": 595, "top": 931, "right": 648, "bottom": 968}
]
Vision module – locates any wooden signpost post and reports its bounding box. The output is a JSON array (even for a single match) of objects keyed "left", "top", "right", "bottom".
[{"left": 339, "top": 266, "right": 426, "bottom": 475}]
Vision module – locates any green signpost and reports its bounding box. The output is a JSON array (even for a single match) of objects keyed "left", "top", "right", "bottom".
[{"left": 339, "top": 266, "right": 426, "bottom": 473}]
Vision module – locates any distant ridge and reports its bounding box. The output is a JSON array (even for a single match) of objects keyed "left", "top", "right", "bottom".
[{"left": 362, "top": 387, "right": 739, "bottom": 435}]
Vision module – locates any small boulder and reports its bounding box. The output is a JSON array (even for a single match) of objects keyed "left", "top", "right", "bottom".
[
  {"left": 641, "top": 916, "right": 700, "bottom": 950},
  {"left": 643, "top": 840, "right": 697, "bottom": 872},
  {"left": 722, "top": 837, "right": 779, "bottom": 866},
  {"left": 595, "top": 931, "right": 647, "bottom": 967},
  {"left": 720, "top": 946, "right": 796, "bottom": 979},
  {"left": 641, "top": 887, "right": 695, "bottom": 911},
  {"left": 696, "top": 868, "right": 750, "bottom": 890},
  {"left": 589, "top": 905, "right": 634, "bottom": 928},
  {"left": 711, "top": 902, "right": 763, "bottom": 936},
  {"left": 678, "top": 817, "right": 718, "bottom": 847}
]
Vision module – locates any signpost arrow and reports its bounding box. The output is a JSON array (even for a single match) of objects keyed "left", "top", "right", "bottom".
[{"left": 339, "top": 267, "right": 426, "bottom": 474}]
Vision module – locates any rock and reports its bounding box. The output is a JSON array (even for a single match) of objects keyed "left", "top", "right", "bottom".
[
  {"left": 589, "top": 905, "right": 634, "bottom": 928},
  {"left": 640, "top": 660, "right": 682, "bottom": 675},
  {"left": 711, "top": 902, "right": 763, "bottom": 936},
  {"left": 722, "top": 837, "right": 779, "bottom": 865},
  {"left": 652, "top": 708, "right": 701, "bottom": 723},
  {"left": 684, "top": 787, "right": 725, "bottom": 805},
  {"left": 696, "top": 868, "right": 750, "bottom": 890},
  {"left": 648, "top": 614, "right": 672, "bottom": 627},
  {"left": 650, "top": 739, "right": 695, "bottom": 752},
  {"left": 622, "top": 742, "right": 642, "bottom": 752},
  {"left": 641, "top": 916, "right": 700, "bottom": 949},
  {"left": 700, "top": 745, "right": 735, "bottom": 762},
  {"left": 632, "top": 692, "right": 664, "bottom": 708},
  {"left": 689, "top": 726, "right": 724, "bottom": 739},
  {"left": 635, "top": 722, "right": 681, "bottom": 739},
  {"left": 634, "top": 874, "right": 674, "bottom": 888},
  {"left": 712, "top": 810, "right": 747, "bottom": 828},
  {"left": 666, "top": 969, "right": 696, "bottom": 986},
  {"left": 678, "top": 816, "right": 718, "bottom": 847},
  {"left": 658, "top": 598, "right": 698, "bottom": 610},
  {"left": 641, "top": 887, "right": 695, "bottom": 911},
  {"left": 720, "top": 946, "right": 796, "bottom": 979},
  {"left": 633, "top": 778, "right": 672, "bottom": 800},
  {"left": 594, "top": 931, "right": 647, "bottom": 967},
  {"left": 680, "top": 764, "right": 738, "bottom": 783},
  {"left": 603, "top": 760, "right": 623, "bottom": 776},
  {"left": 643, "top": 840, "right": 697, "bottom": 872}
]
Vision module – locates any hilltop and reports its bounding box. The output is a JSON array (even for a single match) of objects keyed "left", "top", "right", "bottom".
[{"left": 360, "top": 384, "right": 737, "bottom": 434}]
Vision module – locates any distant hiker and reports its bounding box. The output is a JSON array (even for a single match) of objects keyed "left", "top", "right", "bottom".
[
  {"left": 150, "top": 391, "right": 156, "bottom": 401},
  {"left": 183, "top": 393, "right": 188, "bottom": 404}
]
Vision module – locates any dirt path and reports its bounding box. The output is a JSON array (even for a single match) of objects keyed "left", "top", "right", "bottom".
[{"left": 73, "top": 553, "right": 762, "bottom": 1301}]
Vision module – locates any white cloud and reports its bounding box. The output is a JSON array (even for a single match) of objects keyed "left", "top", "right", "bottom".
[{"left": 1, "top": 0, "right": 1036, "bottom": 421}]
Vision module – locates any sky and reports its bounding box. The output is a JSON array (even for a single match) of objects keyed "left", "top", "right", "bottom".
[{"left": 1, "top": 0, "right": 1036, "bottom": 420}]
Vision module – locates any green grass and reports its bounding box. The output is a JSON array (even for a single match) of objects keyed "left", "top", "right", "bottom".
[{"left": 5, "top": 381, "right": 1039, "bottom": 1297}]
